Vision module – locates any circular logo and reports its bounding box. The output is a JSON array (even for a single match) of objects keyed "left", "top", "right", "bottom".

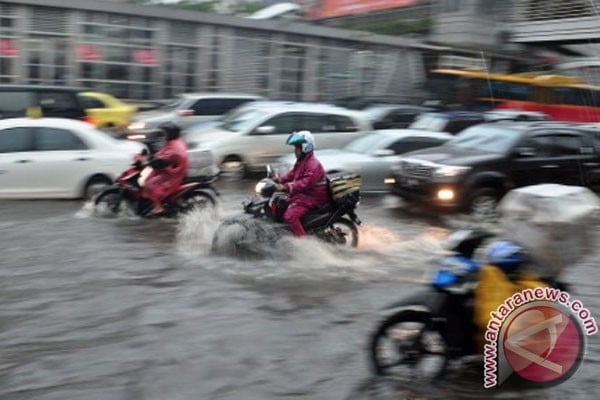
[{"left": 502, "top": 302, "right": 585, "bottom": 385}]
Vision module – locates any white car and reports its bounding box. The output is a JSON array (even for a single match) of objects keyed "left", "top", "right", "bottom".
[
  {"left": 186, "top": 103, "right": 371, "bottom": 178},
  {"left": 0, "top": 118, "right": 145, "bottom": 199},
  {"left": 277, "top": 129, "right": 452, "bottom": 192}
]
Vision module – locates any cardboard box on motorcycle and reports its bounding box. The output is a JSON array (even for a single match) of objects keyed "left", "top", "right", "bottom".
[{"left": 474, "top": 184, "right": 600, "bottom": 341}]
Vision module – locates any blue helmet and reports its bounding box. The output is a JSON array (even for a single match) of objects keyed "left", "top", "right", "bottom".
[
  {"left": 485, "top": 241, "right": 526, "bottom": 273},
  {"left": 286, "top": 130, "right": 315, "bottom": 153}
]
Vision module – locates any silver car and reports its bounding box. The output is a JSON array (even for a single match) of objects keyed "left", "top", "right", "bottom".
[
  {"left": 186, "top": 103, "right": 371, "bottom": 178},
  {"left": 124, "top": 93, "right": 263, "bottom": 139},
  {"left": 277, "top": 129, "right": 452, "bottom": 192}
]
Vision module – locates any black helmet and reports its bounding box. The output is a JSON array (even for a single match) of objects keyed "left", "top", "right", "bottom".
[{"left": 159, "top": 122, "right": 181, "bottom": 140}]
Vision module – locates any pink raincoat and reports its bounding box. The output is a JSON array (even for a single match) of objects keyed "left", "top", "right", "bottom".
[
  {"left": 143, "top": 138, "right": 188, "bottom": 204},
  {"left": 278, "top": 152, "right": 330, "bottom": 236}
]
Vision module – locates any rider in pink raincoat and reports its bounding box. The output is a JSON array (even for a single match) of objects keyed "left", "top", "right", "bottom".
[
  {"left": 143, "top": 122, "right": 189, "bottom": 216},
  {"left": 275, "top": 131, "right": 330, "bottom": 237}
]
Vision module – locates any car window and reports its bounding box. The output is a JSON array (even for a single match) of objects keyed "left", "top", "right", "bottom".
[
  {"left": 220, "top": 109, "right": 268, "bottom": 133},
  {"left": 409, "top": 114, "right": 448, "bottom": 132},
  {"left": 391, "top": 110, "right": 419, "bottom": 124},
  {"left": 445, "top": 119, "right": 482, "bottom": 134},
  {"left": 191, "top": 98, "right": 252, "bottom": 116},
  {"left": 79, "top": 96, "right": 105, "bottom": 109},
  {"left": 35, "top": 128, "right": 88, "bottom": 151},
  {"left": 388, "top": 137, "right": 445, "bottom": 154},
  {"left": 39, "top": 92, "right": 81, "bottom": 114},
  {"left": 326, "top": 114, "right": 359, "bottom": 132},
  {"left": 0, "top": 127, "right": 35, "bottom": 153},
  {"left": 520, "top": 135, "right": 554, "bottom": 157},
  {"left": 299, "top": 113, "right": 329, "bottom": 133},
  {"left": 0, "top": 92, "right": 32, "bottom": 117},
  {"left": 257, "top": 113, "right": 298, "bottom": 135},
  {"left": 554, "top": 134, "right": 586, "bottom": 156}
]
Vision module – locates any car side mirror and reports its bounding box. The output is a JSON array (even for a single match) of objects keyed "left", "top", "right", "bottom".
[
  {"left": 374, "top": 149, "right": 395, "bottom": 157},
  {"left": 515, "top": 147, "right": 536, "bottom": 157},
  {"left": 253, "top": 125, "right": 275, "bottom": 135}
]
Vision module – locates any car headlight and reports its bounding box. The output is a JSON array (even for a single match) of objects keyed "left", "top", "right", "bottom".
[
  {"left": 433, "top": 165, "right": 471, "bottom": 179},
  {"left": 128, "top": 121, "right": 146, "bottom": 131}
]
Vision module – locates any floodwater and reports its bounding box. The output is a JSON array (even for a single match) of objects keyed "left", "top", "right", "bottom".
[{"left": 1, "top": 181, "right": 598, "bottom": 400}]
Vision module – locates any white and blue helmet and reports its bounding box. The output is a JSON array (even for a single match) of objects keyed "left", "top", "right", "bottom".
[
  {"left": 485, "top": 241, "right": 526, "bottom": 273},
  {"left": 286, "top": 130, "right": 315, "bottom": 153}
]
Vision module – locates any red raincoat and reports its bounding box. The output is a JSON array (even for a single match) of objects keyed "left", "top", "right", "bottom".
[
  {"left": 143, "top": 138, "right": 188, "bottom": 204},
  {"left": 279, "top": 152, "right": 330, "bottom": 236}
]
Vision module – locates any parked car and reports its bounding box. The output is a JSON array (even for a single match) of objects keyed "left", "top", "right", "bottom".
[
  {"left": 277, "top": 129, "right": 452, "bottom": 192},
  {"left": 363, "top": 104, "right": 433, "bottom": 130},
  {"left": 389, "top": 121, "right": 600, "bottom": 218},
  {"left": 0, "top": 118, "right": 145, "bottom": 199},
  {"left": 78, "top": 91, "right": 138, "bottom": 129},
  {"left": 124, "top": 93, "right": 264, "bottom": 139},
  {"left": 0, "top": 85, "right": 89, "bottom": 121},
  {"left": 186, "top": 103, "right": 371, "bottom": 178}
]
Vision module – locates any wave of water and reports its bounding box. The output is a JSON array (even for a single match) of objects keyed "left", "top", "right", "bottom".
[{"left": 175, "top": 209, "right": 449, "bottom": 283}]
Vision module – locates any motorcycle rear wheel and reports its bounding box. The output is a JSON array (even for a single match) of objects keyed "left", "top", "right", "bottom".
[
  {"left": 369, "top": 310, "right": 448, "bottom": 379},
  {"left": 323, "top": 218, "right": 358, "bottom": 247},
  {"left": 94, "top": 188, "right": 123, "bottom": 216}
]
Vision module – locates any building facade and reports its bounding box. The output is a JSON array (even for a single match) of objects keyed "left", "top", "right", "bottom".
[{"left": 0, "top": 0, "right": 526, "bottom": 101}]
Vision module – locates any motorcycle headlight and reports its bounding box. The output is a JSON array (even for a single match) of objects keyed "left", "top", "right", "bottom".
[
  {"left": 433, "top": 165, "right": 471, "bottom": 179},
  {"left": 255, "top": 181, "right": 267, "bottom": 194}
]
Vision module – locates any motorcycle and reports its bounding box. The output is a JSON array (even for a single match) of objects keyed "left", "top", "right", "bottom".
[
  {"left": 368, "top": 230, "right": 567, "bottom": 379},
  {"left": 211, "top": 166, "right": 361, "bottom": 257},
  {"left": 95, "top": 149, "right": 219, "bottom": 217}
]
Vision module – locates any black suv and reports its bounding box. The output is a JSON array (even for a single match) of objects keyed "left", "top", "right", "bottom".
[
  {"left": 390, "top": 121, "right": 600, "bottom": 217},
  {"left": 0, "top": 85, "right": 89, "bottom": 121}
]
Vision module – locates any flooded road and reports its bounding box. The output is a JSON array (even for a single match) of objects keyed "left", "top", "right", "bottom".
[{"left": 1, "top": 181, "right": 598, "bottom": 400}]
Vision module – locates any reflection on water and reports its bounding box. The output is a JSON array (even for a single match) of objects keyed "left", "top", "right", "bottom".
[{"left": 0, "top": 190, "right": 598, "bottom": 400}]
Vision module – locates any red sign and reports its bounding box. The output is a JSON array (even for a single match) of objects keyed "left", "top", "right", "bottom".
[
  {"left": 305, "top": 0, "right": 419, "bottom": 20},
  {"left": 0, "top": 39, "right": 18, "bottom": 57},
  {"left": 77, "top": 44, "right": 100, "bottom": 61},
  {"left": 133, "top": 49, "right": 157, "bottom": 65}
]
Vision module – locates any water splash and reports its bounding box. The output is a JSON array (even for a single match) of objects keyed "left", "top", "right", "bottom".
[
  {"left": 183, "top": 215, "right": 450, "bottom": 283},
  {"left": 175, "top": 206, "right": 222, "bottom": 257},
  {"left": 74, "top": 201, "right": 96, "bottom": 219}
]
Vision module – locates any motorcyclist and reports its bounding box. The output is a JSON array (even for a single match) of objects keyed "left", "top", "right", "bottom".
[
  {"left": 142, "top": 122, "right": 189, "bottom": 216},
  {"left": 274, "top": 130, "right": 329, "bottom": 237}
]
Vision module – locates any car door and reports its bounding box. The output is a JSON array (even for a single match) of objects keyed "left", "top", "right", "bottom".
[
  {"left": 29, "top": 126, "right": 94, "bottom": 197},
  {"left": 0, "top": 127, "right": 37, "bottom": 197},
  {"left": 510, "top": 134, "right": 558, "bottom": 187},
  {"left": 551, "top": 132, "right": 593, "bottom": 186}
]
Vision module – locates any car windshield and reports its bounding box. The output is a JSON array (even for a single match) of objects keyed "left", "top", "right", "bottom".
[
  {"left": 448, "top": 125, "right": 522, "bottom": 153},
  {"left": 220, "top": 109, "right": 268, "bottom": 133},
  {"left": 363, "top": 106, "right": 392, "bottom": 121},
  {"left": 158, "top": 96, "right": 185, "bottom": 111},
  {"left": 409, "top": 114, "right": 448, "bottom": 132},
  {"left": 343, "top": 133, "right": 388, "bottom": 154}
]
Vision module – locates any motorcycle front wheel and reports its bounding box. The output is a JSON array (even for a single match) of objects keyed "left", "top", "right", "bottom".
[
  {"left": 94, "top": 188, "right": 123, "bottom": 217},
  {"left": 369, "top": 310, "right": 448, "bottom": 379},
  {"left": 323, "top": 218, "right": 358, "bottom": 247}
]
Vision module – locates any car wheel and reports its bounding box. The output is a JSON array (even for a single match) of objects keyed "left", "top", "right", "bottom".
[
  {"left": 220, "top": 156, "right": 246, "bottom": 181},
  {"left": 84, "top": 176, "right": 112, "bottom": 201},
  {"left": 469, "top": 187, "right": 498, "bottom": 221}
]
